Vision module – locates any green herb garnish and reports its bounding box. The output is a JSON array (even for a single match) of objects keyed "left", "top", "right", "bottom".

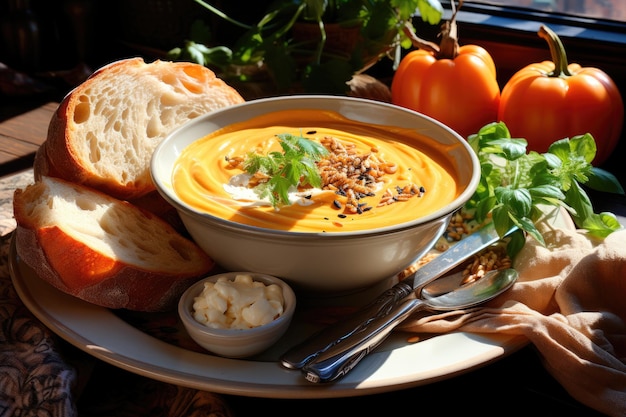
[
  {"left": 467, "top": 122, "right": 624, "bottom": 255},
  {"left": 243, "top": 133, "right": 329, "bottom": 207}
]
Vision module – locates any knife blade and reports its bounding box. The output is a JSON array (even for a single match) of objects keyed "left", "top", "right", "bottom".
[{"left": 280, "top": 221, "right": 518, "bottom": 370}]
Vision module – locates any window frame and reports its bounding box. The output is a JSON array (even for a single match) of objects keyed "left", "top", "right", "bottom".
[
  {"left": 432, "top": 2, "right": 626, "bottom": 82},
  {"left": 450, "top": 2, "right": 626, "bottom": 41}
]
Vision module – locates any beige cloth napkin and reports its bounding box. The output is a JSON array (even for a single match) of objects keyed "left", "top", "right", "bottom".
[{"left": 399, "top": 225, "right": 626, "bottom": 417}]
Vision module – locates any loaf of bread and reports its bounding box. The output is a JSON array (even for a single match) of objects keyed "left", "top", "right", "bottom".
[
  {"left": 34, "top": 57, "right": 245, "bottom": 200},
  {"left": 13, "top": 176, "right": 215, "bottom": 312}
]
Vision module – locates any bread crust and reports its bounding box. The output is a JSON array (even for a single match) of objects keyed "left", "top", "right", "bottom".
[
  {"left": 37, "top": 58, "right": 245, "bottom": 200},
  {"left": 13, "top": 177, "right": 216, "bottom": 312},
  {"left": 14, "top": 226, "right": 208, "bottom": 311},
  {"left": 20, "top": 58, "right": 242, "bottom": 311}
]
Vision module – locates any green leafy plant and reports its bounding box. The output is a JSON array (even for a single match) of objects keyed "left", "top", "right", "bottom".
[
  {"left": 243, "top": 133, "right": 329, "bottom": 206},
  {"left": 168, "top": 0, "right": 443, "bottom": 94},
  {"left": 467, "top": 122, "right": 624, "bottom": 255}
]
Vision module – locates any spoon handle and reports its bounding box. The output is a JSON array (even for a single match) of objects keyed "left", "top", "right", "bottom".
[
  {"left": 280, "top": 280, "right": 414, "bottom": 369},
  {"left": 302, "top": 268, "right": 518, "bottom": 383},
  {"left": 301, "top": 298, "right": 424, "bottom": 383}
]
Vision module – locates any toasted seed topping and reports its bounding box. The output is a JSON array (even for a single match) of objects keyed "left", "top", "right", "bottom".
[
  {"left": 316, "top": 136, "right": 425, "bottom": 214},
  {"left": 228, "top": 134, "right": 427, "bottom": 216}
]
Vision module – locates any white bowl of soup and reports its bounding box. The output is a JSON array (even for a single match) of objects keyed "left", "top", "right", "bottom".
[{"left": 151, "top": 96, "right": 480, "bottom": 293}]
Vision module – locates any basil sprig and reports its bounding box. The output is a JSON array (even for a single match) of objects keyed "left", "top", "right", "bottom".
[
  {"left": 467, "top": 122, "right": 623, "bottom": 255},
  {"left": 243, "top": 133, "right": 329, "bottom": 207}
]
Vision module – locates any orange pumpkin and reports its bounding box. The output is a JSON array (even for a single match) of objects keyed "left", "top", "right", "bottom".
[
  {"left": 391, "top": 43, "right": 500, "bottom": 139},
  {"left": 498, "top": 25, "right": 624, "bottom": 165}
]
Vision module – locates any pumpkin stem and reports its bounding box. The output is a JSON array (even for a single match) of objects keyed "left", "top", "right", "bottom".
[
  {"left": 538, "top": 25, "right": 573, "bottom": 78},
  {"left": 436, "top": 0, "right": 462, "bottom": 60},
  {"left": 402, "top": 23, "right": 440, "bottom": 54},
  {"left": 403, "top": 0, "right": 465, "bottom": 57}
]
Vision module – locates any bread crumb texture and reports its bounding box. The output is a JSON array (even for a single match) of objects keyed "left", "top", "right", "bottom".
[
  {"left": 49, "top": 58, "right": 244, "bottom": 197},
  {"left": 14, "top": 176, "right": 211, "bottom": 274}
]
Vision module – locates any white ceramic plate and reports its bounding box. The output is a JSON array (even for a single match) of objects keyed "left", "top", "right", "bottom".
[{"left": 10, "top": 235, "right": 528, "bottom": 399}]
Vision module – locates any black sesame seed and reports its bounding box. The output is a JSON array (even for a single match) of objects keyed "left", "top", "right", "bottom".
[
  {"left": 332, "top": 200, "right": 342, "bottom": 209},
  {"left": 338, "top": 214, "right": 347, "bottom": 218}
]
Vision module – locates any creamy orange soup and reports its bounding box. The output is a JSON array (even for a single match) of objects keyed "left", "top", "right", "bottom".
[{"left": 172, "top": 109, "right": 463, "bottom": 233}]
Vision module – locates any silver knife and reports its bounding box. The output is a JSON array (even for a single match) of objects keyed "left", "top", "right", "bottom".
[
  {"left": 279, "top": 221, "right": 517, "bottom": 370},
  {"left": 302, "top": 267, "right": 518, "bottom": 383}
]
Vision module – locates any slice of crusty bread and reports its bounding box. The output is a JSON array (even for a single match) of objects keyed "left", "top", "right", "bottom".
[
  {"left": 34, "top": 57, "right": 245, "bottom": 200},
  {"left": 13, "top": 176, "right": 215, "bottom": 312}
]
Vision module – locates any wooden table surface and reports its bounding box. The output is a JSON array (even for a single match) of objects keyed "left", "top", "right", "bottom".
[{"left": 0, "top": 99, "right": 57, "bottom": 177}]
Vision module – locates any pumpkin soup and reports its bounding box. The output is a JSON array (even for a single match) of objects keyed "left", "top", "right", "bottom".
[{"left": 172, "top": 109, "right": 462, "bottom": 233}]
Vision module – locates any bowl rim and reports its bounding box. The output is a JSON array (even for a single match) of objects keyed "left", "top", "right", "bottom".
[
  {"left": 178, "top": 271, "right": 296, "bottom": 337},
  {"left": 152, "top": 95, "right": 480, "bottom": 237}
]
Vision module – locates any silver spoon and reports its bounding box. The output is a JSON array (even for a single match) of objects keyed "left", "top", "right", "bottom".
[
  {"left": 420, "top": 269, "right": 484, "bottom": 298},
  {"left": 301, "top": 268, "right": 518, "bottom": 383}
]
